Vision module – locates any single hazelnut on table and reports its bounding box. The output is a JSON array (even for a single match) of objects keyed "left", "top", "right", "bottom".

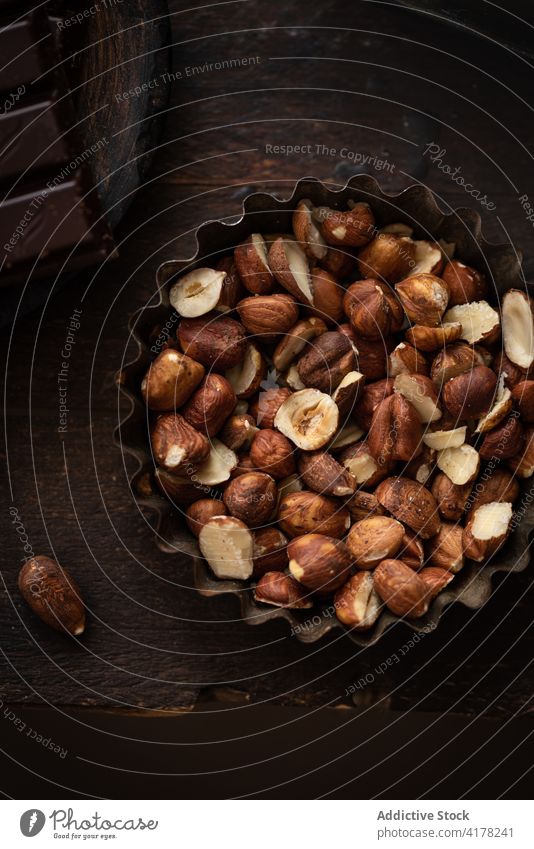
[
  {"left": 237, "top": 293, "right": 299, "bottom": 343},
  {"left": 178, "top": 314, "right": 247, "bottom": 370},
  {"left": 297, "top": 331, "right": 355, "bottom": 393},
  {"left": 441, "top": 260, "right": 487, "bottom": 306},
  {"left": 334, "top": 572, "right": 382, "bottom": 630},
  {"left": 254, "top": 572, "right": 312, "bottom": 609},
  {"left": 186, "top": 499, "right": 227, "bottom": 537},
  {"left": 181, "top": 374, "right": 236, "bottom": 437},
  {"left": 141, "top": 349, "right": 205, "bottom": 411},
  {"left": 252, "top": 527, "right": 289, "bottom": 577},
  {"left": 18, "top": 556, "right": 86, "bottom": 636},
  {"left": 288, "top": 533, "right": 353, "bottom": 594},
  {"left": 346, "top": 516, "right": 405, "bottom": 570},
  {"left": 357, "top": 233, "right": 415, "bottom": 284},
  {"left": 199, "top": 516, "right": 254, "bottom": 580},
  {"left": 373, "top": 559, "right": 429, "bottom": 618},
  {"left": 277, "top": 490, "right": 350, "bottom": 539},
  {"left": 151, "top": 413, "right": 210, "bottom": 474},
  {"left": 249, "top": 428, "right": 296, "bottom": 479},
  {"left": 223, "top": 471, "right": 277, "bottom": 525},
  {"left": 234, "top": 233, "right": 274, "bottom": 294},
  {"left": 462, "top": 501, "right": 513, "bottom": 562}
]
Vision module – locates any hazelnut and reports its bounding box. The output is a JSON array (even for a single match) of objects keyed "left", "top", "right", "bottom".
[
  {"left": 334, "top": 572, "right": 382, "bottom": 630},
  {"left": 298, "top": 450, "right": 356, "bottom": 497},
  {"left": 234, "top": 233, "right": 274, "bottom": 294},
  {"left": 462, "top": 501, "right": 513, "bottom": 562},
  {"left": 320, "top": 246, "right": 358, "bottom": 279},
  {"left": 395, "top": 272, "right": 449, "bottom": 326},
  {"left": 492, "top": 351, "right": 529, "bottom": 389},
  {"left": 268, "top": 237, "right": 313, "bottom": 305},
  {"left": 274, "top": 388, "right": 339, "bottom": 450},
  {"left": 214, "top": 255, "right": 246, "bottom": 311},
  {"left": 193, "top": 439, "right": 238, "bottom": 486},
  {"left": 307, "top": 267, "right": 344, "bottom": 324},
  {"left": 151, "top": 413, "right": 210, "bottom": 474},
  {"left": 353, "top": 378, "right": 394, "bottom": 430},
  {"left": 272, "top": 317, "right": 328, "bottom": 372},
  {"left": 181, "top": 374, "right": 236, "bottom": 436},
  {"left": 436, "top": 444, "right": 480, "bottom": 486},
  {"left": 444, "top": 300, "right": 500, "bottom": 345},
  {"left": 405, "top": 446, "right": 436, "bottom": 486},
  {"left": 343, "top": 279, "right": 404, "bottom": 340},
  {"left": 431, "top": 473, "right": 472, "bottom": 521},
  {"left": 219, "top": 413, "right": 258, "bottom": 452},
  {"left": 389, "top": 342, "right": 429, "bottom": 377},
  {"left": 346, "top": 516, "right": 405, "bottom": 570},
  {"left": 223, "top": 471, "right": 277, "bottom": 525},
  {"left": 315, "top": 202, "right": 375, "bottom": 247},
  {"left": 442, "top": 366, "right": 497, "bottom": 419},
  {"left": 419, "top": 567, "right": 454, "bottom": 600},
  {"left": 332, "top": 371, "right": 365, "bottom": 417},
  {"left": 368, "top": 394, "right": 422, "bottom": 465},
  {"left": 186, "top": 499, "right": 227, "bottom": 537},
  {"left": 394, "top": 373, "right": 442, "bottom": 422},
  {"left": 375, "top": 476, "right": 441, "bottom": 539},
  {"left": 155, "top": 468, "right": 208, "bottom": 505},
  {"left": 508, "top": 426, "right": 534, "bottom": 478},
  {"left": 18, "top": 556, "right": 85, "bottom": 636},
  {"left": 478, "top": 415, "right": 524, "bottom": 460},
  {"left": 346, "top": 490, "right": 385, "bottom": 522},
  {"left": 405, "top": 322, "right": 462, "bottom": 352},
  {"left": 178, "top": 315, "right": 247, "bottom": 370},
  {"left": 354, "top": 334, "right": 395, "bottom": 380},
  {"left": 423, "top": 426, "right": 467, "bottom": 451},
  {"left": 425, "top": 523, "right": 465, "bottom": 573},
  {"left": 141, "top": 349, "right": 205, "bottom": 411},
  {"left": 169, "top": 267, "right": 228, "bottom": 317},
  {"left": 250, "top": 428, "right": 296, "bottom": 479},
  {"left": 502, "top": 289, "right": 534, "bottom": 370},
  {"left": 254, "top": 571, "right": 312, "bottom": 608},
  {"left": 430, "top": 342, "right": 478, "bottom": 386},
  {"left": 199, "top": 516, "right": 254, "bottom": 580},
  {"left": 468, "top": 469, "right": 520, "bottom": 511},
  {"left": 250, "top": 387, "right": 292, "bottom": 428},
  {"left": 252, "top": 527, "right": 289, "bottom": 576},
  {"left": 442, "top": 260, "right": 487, "bottom": 306},
  {"left": 288, "top": 533, "right": 353, "bottom": 593},
  {"left": 373, "top": 558, "right": 429, "bottom": 618},
  {"left": 225, "top": 342, "right": 267, "bottom": 399},
  {"left": 329, "top": 423, "right": 365, "bottom": 451},
  {"left": 399, "top": 529, "right": 424, "bottom": 570},
  {"left": 412, "top": 240, "right": 444, "bottom": 276},
  {"left": 297, "top": 331, "right": 355, "bottom": 393},
  {"left": 292, "top": 199, "right": 328, "bottom": 260},
  {"left": 357, "top": 233, "right": 415, "bottom": 284},
  {"left": 237, "top": 293, "right": 299, "bottom": 342},
  {"left": 339, "top": 440, "right": 390, "bottom": 488},
  {"left": 511, "top": 380, "right": 534, "bottom": 422},
  {"left": 277, "top": 491, "right": 350, "bottom": 539}
]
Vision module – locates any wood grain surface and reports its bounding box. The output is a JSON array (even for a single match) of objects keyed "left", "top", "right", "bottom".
[{"left": 1, "top": 0, "right": 533, "bottom": 717}]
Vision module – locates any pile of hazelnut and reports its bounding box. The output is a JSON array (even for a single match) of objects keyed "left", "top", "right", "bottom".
[{"left": 141, "top": 197, "right": 534, "bottom": 632}]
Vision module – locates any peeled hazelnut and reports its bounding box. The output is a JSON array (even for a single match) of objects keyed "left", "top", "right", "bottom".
[
  {"left": 186, "top": 499, "right": 227, "bottom": 537},
  {"left": 343, "top": 280, "right": 403, "bottom": 340},
  {"left": 250, "top": 428, "right": 296, "bottom": 479},
  {"left": 478, "top": 415, "right": 524, "bottom": 460},
  {"left": 431, "top": 473, "right": 472, "bottom": 521},
  {"left": 444, "top": 301, "right": 500, "bottom": 345},
  {"left": 178, "top": 315, "right": 247, "bottom": 370},
  {"left": 277, "top": 491, "right": 350, "bottom": 539},
  {"left": 512, "top": 380, "right": 534, "bottom": 423},
  {"left": 395, "top": 273, "right": 449, "bottom": 326},
  {"left": 334, "top": 572, "right": 382, "bottom": 630},
  {"left": 430, "top": 342, "right": 478, "bottom": 386},
  {"left": 297, "top": 331, "right": 355, "bottom": 392},
  {"left": 389, "top": 342, "right": 429, "bottom": 377},
  {"left": 225, "top": 342, "right": 266, "bottom": 399},
  {"left": 237, "top": 293, "right": 299, "bottom": 342},
  {"left": 292, "top": 199, "right": 328, "bottom": 260},
  {"left": 357, "top": 233, "right": 415, "bottom": 284},
  {"left": 250, "top": 387, "right": 292, "bottom": 428},
  {"left": 425, "top": 523, "right": 465, "bottom": 573},
  {"left": 375, "top": 476, "right": 441, "bottom": 539},
  {"left": 462, "top": 501, "right": 513, "bottom": 561},
  {"left": 254, "top": 571, "right": 312, "bottom": 608},
  {"left": 373, "top": 559, "right": 429, "bottom": 618},
  {"left": 18, "top": 556, "right": 85, "bottom": 636},
  {"left": 436, "top": 444, "right": 480, "bottom": 486},
  {"left": 252, "top": 527, "right": 289, "bottom": 576},
  {"left": 405, "top": 322, "right": 462, "bottom": 352},
  {"left": 346, "top": 516, "right": 405, "bottom": 569},
  {"left": 234, "top": 233, "right": 274, "bottom": 294},
  {"left": 274, "top": 388, "right": 339, "bottom": 450},
  {"left": 419, "top": 567, "right": 454, "bottom": 600},
  {"left": 346, "top": 489, "right": 385, "bottom": 522},
  {"left": 181, "top": 374, "right": 236, "bottom": 436},
  {"left": 442, "top": 366, "right": 497, "bottom": 419},
  {"left": 169, "top": 267, "right": 227, "bottom": 317},
  {"left": 298, "top": 450, "right": 356, "bottom": 497},
  {"left": 468, "top": 469, "right": 520, "bottom": 511},
  {"left": 151, "top": 413, "right": 210, "bottom": 474},
  {"left": 508, "top": 426, "right": 534, "bottom": 478},
  {"left": 339, "top": 440, "right": 389, "bottom": 488},
  {"left": 288, "top": 533, "right": 353, "bottom": 593},
  {"left": 268, "top": 237, "right": 313, "bottom": 305},
  {"left": 272, "top": 317, "right": 328, "bottom": 372},
  {"left": 502, "top": 289, "right": 534, "bottom": 370},
  {"left": 368, "top": 394, "right": 422, "bottom": 465},
  {"left": 219, "top": 414, "right": 258, "bottom": 452},
  {"left": 199, "top": 516, "right": 254, "bottom": 580},
  {"left": 223, "top": 471, "right": 277, "bottom": 525},
  {"left": 315, "top": 202, "right": 375, "bottom": 247},
  {"left": 393, "top": 373, "right": 442, "bottom": 423},
  {"left": 193, "top": 439, "right": 238, "bottom": 486},
  {"left": 141, "top": 349, "right": 205, "bottom": 411},
  {"left": 442, "top": 260, "right": 487, "bottom": 306},
  {"left": 332, "top": 371, "right": 365, "bottom": 417},
  {"left": 412, "top": 240, "right": 444, "bottom": 276},
  {"left": 353, "top": 378, "right": 395, "bottom": 430},
  {"left": 307, "top": 268, "right": 344, "bottom": 324}
]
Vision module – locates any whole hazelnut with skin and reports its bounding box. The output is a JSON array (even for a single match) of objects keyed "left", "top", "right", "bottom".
[
  {"left": 277, "top": 491, "right": 350, "bottom": 539},
  {"left": 343, "top": 279, "right": 404, "bottom": 340},
  {"left": 252, "top": 527, "right": 289, "bottom": 576},
  {"left": 237, "top": 294, "right": 299, "bottom": 343},
  {"left": 367, "top": 394, "right": 422, "bottom": 465},
  {"left": 254, "top": 571, "right": 312, "bottom": 608},
  {"left": 186, "top": 499, "right": 227, "bottom": 537},
  {"left": 307, "top": 268, "right": 344, "bottom": 324},
  {"left": 334, "top": 572, "right": 382, "bottom": 630},
  {"left": 249, "top": 428, "right": 296, "bottom": 479},
  {"left": 316, "top": 202, "right": 375, "bottom": 247},
  {"left": 141, "top": 349, "right": 205, "bottom": 411},
  {"left": 223, "top": 471, "right": 277, "bottom": 525},
  {"left": 181, "top": 374, "right": 236, "bottom": 437},
  {"left": 151, "top": 413, "right": 210, "bottom": 474},
  {"left": 18, "top": 556, "right": 86, "bottom": 636},
  {"left": 395, "top": 273, "right": 450, "bottom": 327},
  {"left": 249, "top": 387, "right": 292, "bottom": 428},
  {"left": 442, "top": 260, "right": 487, "bottom": 306},
  {"left": 373, "top": 559, "right": 429, "bottom": 618},
  {"left": 288, "top": 533, "right": 354, "bottom": 593},
  {"left": 297, "top": 331, "right": 355, "bottom": 393},
  {"left": 442, "top": 366, "right": 497, "bottom": 419},
  {"left": 357, "top": 233, "right": 416, "bottom": 284},
  {"left": 178, "top": 314, "right": 247, "bottom": 370}
]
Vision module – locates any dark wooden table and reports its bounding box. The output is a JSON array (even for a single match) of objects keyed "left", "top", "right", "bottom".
[{"left": 2, "top": 0, "right": 534, "bottom": 787}]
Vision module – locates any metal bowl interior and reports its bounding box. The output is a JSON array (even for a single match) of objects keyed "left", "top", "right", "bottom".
[{"left": 116, "top": 175, "right": 533, "bottom": 647}]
